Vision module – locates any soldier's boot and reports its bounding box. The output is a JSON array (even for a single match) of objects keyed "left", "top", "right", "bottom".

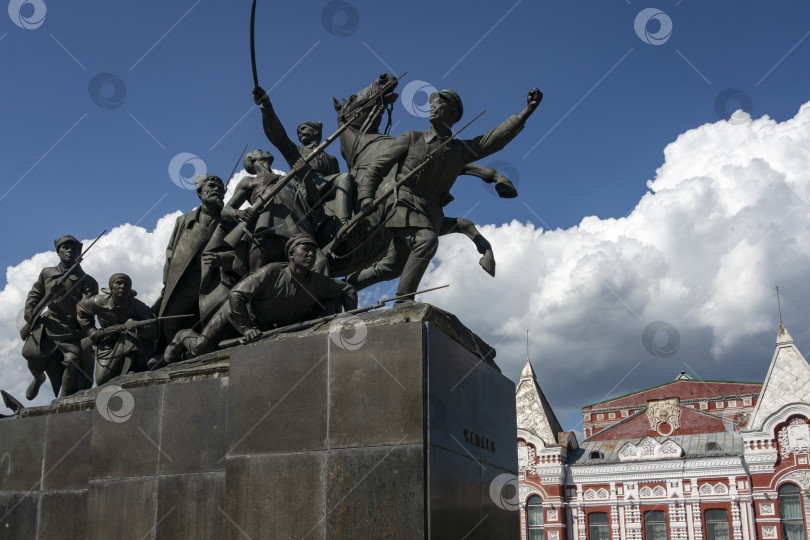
[
  {"left": 59, "top": 356, "right": 78, "bottom": 398},
  {"left": 395, "top": 230, "right": 439, "bottom": 304},
  {"left": 346, "top": 264, "right": 384, "bottom": 290},
  {"left": 163, "top": 330, "right": 215, "bottom": 365},
  {"left": 25, "top": 373, "right": 46, "bottom": 401},
  {"left": 333, "top": 174, "right": 355, "bottom": 224}
]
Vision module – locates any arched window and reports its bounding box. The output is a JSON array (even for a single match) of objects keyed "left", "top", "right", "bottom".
[
  {"left": 644, "top": 510, "right": 667, "bottom": 540},
  {"left": 527, "top": 495, "right": 543, "bottom": 540},
  {"left": 704, "top": 509, "right": 730, "bottom": 540},
  {"left": 588, "top": 512, "right": 609, "bottom": 540},
  {"left": 780, "top": 484, "right": 806, "bottom": 540}
]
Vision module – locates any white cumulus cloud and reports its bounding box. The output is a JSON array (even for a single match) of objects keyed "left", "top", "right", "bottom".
[{"left": 4, "top": 106, "right": 810, "bottom": 431}]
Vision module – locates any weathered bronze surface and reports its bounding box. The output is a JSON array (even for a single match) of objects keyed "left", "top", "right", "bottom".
[
  {"left": 158, "top": 233, "right": 356, "bottom": 365},
  {"left": 77, "top": 273, "right": 157, "bottom": 385},
  {"left": 152, "top": 175, "right": 226, "bottom": 350},
  {"left": 21, "top": 236, "right": 99, "bottom": 400},
  {"left": 347, "top": 86, "right": 542, "bottom": 297}
]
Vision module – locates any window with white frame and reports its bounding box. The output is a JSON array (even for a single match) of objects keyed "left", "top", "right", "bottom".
[
  {"left": 705, "top": 508, "right": 730, "bottom": 540},
  {"left": 527, "top": 495, "right": 543, "bottom": 540},
  {"left": 780, "top": 484, "right": 805, "bottom": 540}
]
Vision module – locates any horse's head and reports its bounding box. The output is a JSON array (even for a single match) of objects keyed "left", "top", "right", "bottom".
[{"left": 333, "top": 73, "right": 399, "bottom": 133}]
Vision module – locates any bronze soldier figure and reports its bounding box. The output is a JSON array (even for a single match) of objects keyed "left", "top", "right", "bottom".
[
  {"left": 22, "top": 235, "right": 99, "bottom": 399},
  {"left": 224, "top": 150, "right": 327, "bottom": 273},
  {"left": 152, "top": 174, "right": 227, "bottom": 350},
  {"left": 252, "top": 87, "right": 356, "bottom": 225},
  {"left": 77, "top": 273, "right": 158, "bottom": 385},
  {"left": 348, "top": 87, "right": 543, "bottom": 300},
  {"left": 157, "top": 233, "right": 357, "bottom": 365}
]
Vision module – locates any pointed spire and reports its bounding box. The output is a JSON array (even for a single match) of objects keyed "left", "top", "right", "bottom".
[
  {"left": 521, "top": 357, "right": 537, "bottom": 381},
  {"left": 516, "top": 357, "right": 563, "bottom": 445},
  {"left": 777, "top": 321, "right": 794, "bottom": 345},
  {"left": 748, "top": 321, "right": 808, "bottom": 432}
]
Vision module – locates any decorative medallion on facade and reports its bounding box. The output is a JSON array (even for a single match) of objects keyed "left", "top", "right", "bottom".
[
  {"left": 548, "top": 509, "right": 558, "bottom": 521},
  {"left": 777, "top": 417, "right": 810, "bottom": 458},
  {"left": 646, "top": 398, "right": 681, "bottom": 435},
  {"left": 698, "top": 482, "right": 729, "bottom": 496},
  {"left": 618, "top": 437, "right": 683, "bottom": 461},
  {"left": 759, "top": 502, "right": 774, "bottom": 515},
  {"left": 761, "top": 526, "right": 778, "bottom": 539}
]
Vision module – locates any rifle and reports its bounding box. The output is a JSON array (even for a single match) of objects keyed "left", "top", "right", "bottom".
[
  {"left": 223, "top": 73, "right": 406, "bottom": 249},
  {"left": 19, "top": 230, "right": 107, "bottom": 341},
  {"left": 224, "top": 143, "right": 250, "bottom": 191},
  {"left": 80, "top": 314, "right": 195, "bottom": 351},
  {"left": 218, "top": 284, "right": 449, "bottom": 349},
  {"left": 323, "top": 110, "right": 486, "bottom": 258}
]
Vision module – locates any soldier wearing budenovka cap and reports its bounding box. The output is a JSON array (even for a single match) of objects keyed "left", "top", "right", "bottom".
[
  {"left": 77, "top": 273, "right": 157, "bottom": 385},
  {"left": 22, "top": 235, "right": 99, "bottom": 399}
]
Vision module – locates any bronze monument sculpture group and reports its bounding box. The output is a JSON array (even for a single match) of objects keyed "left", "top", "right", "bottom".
[{"left": 15, "top": 61, "right": 542, "bottom": 401}]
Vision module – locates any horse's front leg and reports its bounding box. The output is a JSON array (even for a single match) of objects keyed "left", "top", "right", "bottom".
[
  {"left": 460, "top": 164, "right": 518, "bottom": 198},
  {"left": 439, "top": 217, "right": 496, "bottom": 277}
]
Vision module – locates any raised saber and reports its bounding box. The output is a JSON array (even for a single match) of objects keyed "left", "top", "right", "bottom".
[{"left": 224, "top": 74, "right": 406, "bottom": 249}]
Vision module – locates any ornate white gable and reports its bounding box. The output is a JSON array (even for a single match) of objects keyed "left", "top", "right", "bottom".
[
  {"left": 618, "top": 437, "right": 683, "bottom": 461},
  {"left": 748, "top": 324, "right": 810, "bottom": 432},
  {"left": 516, "top": 358, "right": 563, "bottom": 445}
]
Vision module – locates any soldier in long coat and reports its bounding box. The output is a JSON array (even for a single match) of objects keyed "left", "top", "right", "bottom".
[
  {"left": 77, "top": 273, "right": 157, "bottom": 385},
  {"left": 152, "top": 174, "right": 227, "bottom": 350},
  {"left": 22, "top": 235, "right": 99, "bottom": 399},
  {"left": 348, "top": 88, "right": 543, "bottom": 299}
]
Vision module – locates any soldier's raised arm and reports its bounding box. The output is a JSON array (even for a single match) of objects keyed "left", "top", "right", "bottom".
[{"left": 252, "top": 86, "right": 299, "bottom": 168}]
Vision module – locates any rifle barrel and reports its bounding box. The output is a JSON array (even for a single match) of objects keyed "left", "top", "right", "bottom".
[
  {"left": 324, "top": 112, "right": 486, "bottom": 256},
  {"left": 225, "top": 75, "right": 405, "bottom": 249},
  {"left": 217, "top": 284, "right": 448, "bottom": 349}
]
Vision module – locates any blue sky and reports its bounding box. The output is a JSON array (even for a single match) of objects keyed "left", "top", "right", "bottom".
[{"left": 3, "top": 1, "right": 810, "bottom": 425}]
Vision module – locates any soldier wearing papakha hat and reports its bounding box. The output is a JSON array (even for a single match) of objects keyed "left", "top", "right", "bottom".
[
  {"left": 22, "top": 235, "right": 99, "bottom": 399},
  {"left": 348, "top": 86, "right": 543, "bottom": 301},
  {"left": 155, "top": 233, "right": 357, "bottom": 367},
  {"left": 77, "top": 273, "right": 157, "bottom": 385}
]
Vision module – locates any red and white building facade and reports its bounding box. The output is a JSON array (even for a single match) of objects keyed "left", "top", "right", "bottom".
[{"left": 517, "top": 323, "right": 810, "bottom": 540}]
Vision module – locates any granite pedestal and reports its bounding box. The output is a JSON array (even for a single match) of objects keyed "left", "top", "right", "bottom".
[{"left": 0, "top": 304, "right": 518, "bottom": 539}]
